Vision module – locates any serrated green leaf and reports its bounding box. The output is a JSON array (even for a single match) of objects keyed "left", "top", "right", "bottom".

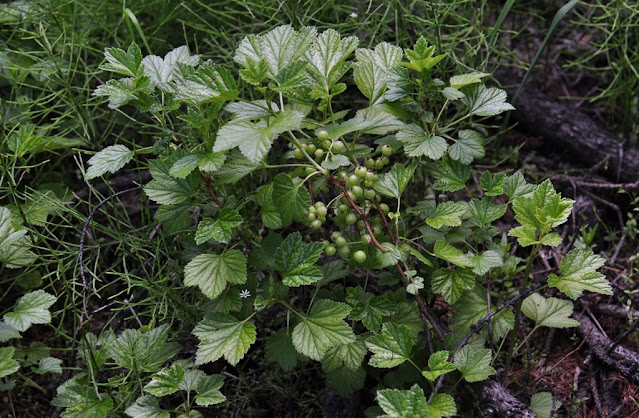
[
  {"left": 125, "top": 396, "right": 169, "bottom": 418},
  {"left": 144, "top": 363, "right": 184, "bottom": 397},
  {"left": 422, "top": 351, "right": 456, "bottom": 381},
  {"left": 326, "top": 107, "right": 403, "bottom": 140},
  {"left": 480, "top": 171, "right": 506, "bottom": 196},
  {"left": 108, "top": 325, "right": 180, "bottom": 373},
  {"left": 0, "top": 347, "right": 19, "bottom": 378},
  {"left": 450, "top": 72, "right": 489, "bottom": 89},
  {"left": 548, "top": 249, "right": 611, "bottom": 299},
  {"left": 272, "top": 173, "right": 312, "bottom": 226},
  {"left": 317, "top": 260, "right": 349, "bottom": 287},
  {"left": 433, "top": 241, "right": 473, "bottom": 268},
  {"left": 468, "top": 197, "right": 507, "bottom": 226},
  {"left": 374, "top": 163, "right": 417, "bottom": 199},
  {"left": 184, "top": 250, "right": 247, "bottom": 299},
  {"left": 255, "top": 184, "right": 282, "bottom": 230},
  {"left": 321, "top": 154, "right": 350, "bottom": 170},
  {"left": 213, "top": 110, "right": 304, "bottom": 164},
  {"left": 238, "top": 57, "right": 270, "bottom": 85},
  {"left": 52, "top": 375, "right": 114, "bottom": 417},
  {"left": 193, "top": 313, "right": 256, "bottom": 366},
  {"left": 374, "top": 242, "right": 409, "bottom": 268},
  {"left": 7, "top": 123, "right": 44, "bottom": 157},
  {"left": 142, "top": 45, "right": 199, "bottom": 91},
  {"left": 521, "top": 293, "right": 580, "bottom": 328},
  {"left": 195, "top": 208, "right": 243, "bottom": 245},
  {"left": 442, "top": 86, "right": 465, "bottom": 100},
  {"left": 377, "top": 384, "right": 455, "bottom": 418},
  {"left": 175, "top": 61, "right": 238, "bottom": 103},
  {"left": 354, "top": 42, "right": 403, "bottom": 105},
  {"left": 396, "top": 124, "right": 448, "bottom": 159},
  {"left": 454, "top": 345, "right": 495, "bottom": 382},
  {"left": 269, "top": 60, "right": 309, "bottom": 92},
  {"left": 292, "top": 299, "right": 355, "bottom": 361},
  {"left": 452, "top": 288, "right": 514, "bottom": 340},
  {"left": 503, "top": 171, "right": 535, "bottom": 200},
  {"left": 464, "top": 84, "right": 515, "bottom": 116},
  {"left": 93, "top": 78, "right": 140, "bottom": 109},
  {"left": 225, "top": 100, "right": 277, "bottom": 120},
  {"left": 366, "top": 323, "right": 414, "bottom": 368},
  {"left": 322, "top": 337, "right": 367, "bottom": 372},
  {"left": 0, "top": 207, "right": 36, "bottom": 268},
  {"left": 265, "top": 329, "right": 298, "bottom": 371},
  {"left": 169, "top": 155, "right": 199, "bottom": 179},
  {"left": 429, "top": 155, "right": 471, "bottom": 192},
  {"left": 402, "top": 37, "right": 446, "bottom": 73},
  {"left": 210, "top": 151, "right": 258, "bottom": 184},
  {"left": 195, "top": 374, "right": 226, "bottom": 406},
  {"left": 144, "top": 153, "right": 201, "bottom": 205},
  {"left": 235, "top": 25, "right": 316, "bottom": 79},
  {"left": 406, "top": 276, "right": 424, "bottom": 295},
  {"left": 431, "top": 268, "right": 476, "bottom": 305},
  {"left": 305, "top": 29, "right": 358, "bottom": 95},
  {"left": 347, "top": 287, "right": 396, "bottom": 333},
  {"left": 448, "top": 129, "right": 485, "bottom": 164},
  {"left": 470, "top": 250, "right": 502, "bottom": 275},
  {"left": 274, "top": 232, "right": 323, "bottom": 286},
  {"left": 426, "top": 201, "right": 467, "bottom": 229},
  {"left": 0, "top": 322, "right": 20, "bottom": 342},
  {"left": 530, "top": 392, "right": 562, "bottom": 418},
  {"left": 101, "top": 43, "right": 143, "bottom": 77},
  {"left": 34, "top": 356, "right": 63, "bottom": 374},
  {"left": 85, "top": 145, "right": 134, "bottom": 180},
  {"left": 3, "top": 290, "right": 56, "bottom": 332},
  {"left": 196, "top": 152, "right": 226, "bottom": 173},
  {"left": 178, "top": 369, "right": 205, "bottom": 392}
]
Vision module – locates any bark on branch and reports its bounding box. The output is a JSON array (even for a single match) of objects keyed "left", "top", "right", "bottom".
[{"left": 494, "top": 70, "right": 639, "bottom": 183}]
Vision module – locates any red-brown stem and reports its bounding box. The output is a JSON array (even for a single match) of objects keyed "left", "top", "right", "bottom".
[
  {"left": 330, "top": 176, "right": 444, "bottom": 345},
  {"left": 374, "top": 198, "right": 397, "bottom": 245},
  {"left": 199, "top": 171, "right": 221, "bottom": 206}
]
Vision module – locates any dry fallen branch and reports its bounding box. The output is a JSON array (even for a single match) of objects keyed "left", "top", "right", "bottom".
[
  {"left": 473, "top": 379, "right": 535, "bottom": 418},
  {"left": 578, "top": 313, "right": 639, "bottom": 385}
]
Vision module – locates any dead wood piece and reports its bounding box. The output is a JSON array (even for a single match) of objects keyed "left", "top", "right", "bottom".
[
  {"left": 494, "top": 70, "right": 639, "bottom": 184},
  {"left": 578, "top": 314, "right": 639, "bottom": 385},
  {"left": 473, "top": 379, "right": 536, "bottom": 418},
  {"left": 592, "top": 304, "right": 639, "bottom": 319}
]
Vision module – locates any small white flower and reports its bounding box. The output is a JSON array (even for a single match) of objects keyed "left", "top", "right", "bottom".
[
  {"left": 239, "top": 289, "right": 251, "bottom": 299},
  {"left": 349, "top": 12, "right": 358, "bottom": 18}
]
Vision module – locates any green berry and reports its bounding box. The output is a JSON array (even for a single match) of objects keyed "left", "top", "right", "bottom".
[
  {"left": 317, "top": 206, "right": 328, "bottom": 217},
  {"left": 346, "top": 191, "right": 356, "bottom": 202},
  {"left": 364, "top": 158, "right": 375, "bottom": 169},
  {"left": 379, "top": 203, "right": 390, "bottom": 214},
  {"left": 356, "top": 220, "right": 366, "bottom": 230},
  {"left": 305, "top": 143, "right": 316, "bottom": 154},
  {"left": 322, "top": 140, "right": 332, "bottom": 150},
  {"left": 350, "top": 185, "right": 364, "bottom": 198},
  {"left": 315, "top": 149, "right": 325, "bottom": 158},
  {"left": 338, "top": 204, "right": 348, "bottom": 213},
  {"left": 365, "top": 171, "right": 377, "bottom": 182},
  {"left": 361, "top": 234, "right": 371, "bottom": 243},
  {"left": 338, "top": 245, "right": 350, "bottom": 257},
  {"left": 331, "top": 231, "right": 342, "bottom": 241},
  {"left": 325, "top": 245, "right": 337, "bottom": 256},
  {"left": 305, "top": 167, "right": 315, "bottom": 175},
  {"left": 306, "top": 212, "right": 317, "bottom": 222},
  {"left": 364, "top": 188, "right": 376, "bottom": 200},
  {"left": 381, "top": 144, "right": 393, "bottom": 156},
  {"left": 353, "top": 250, "right": 367, "bottom": 263},
  {"left": 333, "top": 140, "right": 345, "bottom": 152},
  {"left": 345, "top": 213, "right": 358, "bottom": 225},
  {"left": 375, "top": 158, "right": 384, "bottom": 170},
  {"left": 382, "top": 156, "right": 390, "bottom": 165},
  {"left": 311, "top": 219, "right": 322, "bottom": 229},
  {"left": 373, "top": 225, "right": 383, "bottom": 236},
  {"left": 346, "top": 174, "right": 359, "bottom": 187},
  {"left": 323, "top": 240, "right": 331, "bottom": 248},
  {"left": 315, "top": 201, "right": 325, "bottom": 209},
  {"left": 338, "top": 170, "right": 348, "bottom": 180},
  {"left": 334, "top": 236, "right": 347, "bottom": 247},
  {"left": 355, "top": 166, "right": 367, "bottom": 178},
  {"left": 293, "top": 148, "right": 304, "bottom": 159},
  {"left": 318, "top": 129, "right": 329, "bottom": 141}
]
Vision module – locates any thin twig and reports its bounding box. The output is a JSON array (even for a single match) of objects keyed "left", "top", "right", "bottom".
[
  {"left": 199, "top": 171, "right": 221, "bottom": 205},
  {"left": 78, "top": 187, "right": 141, "bottom": 322}
]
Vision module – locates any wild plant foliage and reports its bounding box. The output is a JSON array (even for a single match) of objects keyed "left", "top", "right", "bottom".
[{"left": 22, "top": 24, "right": 612, "bottom": 416}]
